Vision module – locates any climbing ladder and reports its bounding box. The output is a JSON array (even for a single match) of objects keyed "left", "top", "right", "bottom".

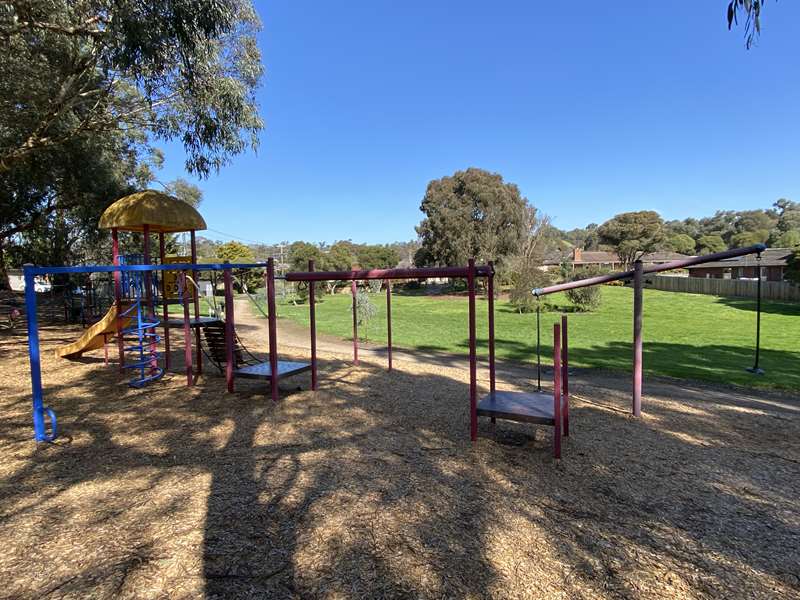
[{"left": 120, "top": 299, "right": 164, "bottom": 387}]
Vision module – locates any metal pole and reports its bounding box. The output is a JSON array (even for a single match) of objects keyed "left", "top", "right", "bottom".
[
  {"left": 24, "top": 265, "right": 56, "bottom": 441},
  {"left": 386, "top": 279, "right": 393, "bottom": 372},
  {"left": 632, "top": 260, "right": 643, "bottom": 417},
  {"left": 309, "top": 259, "right": 318, "bottom": 390},
  {"left": 536, "top": 302, "right": 541, "bottom": 392},
  {"left": 488, "top": 261, "right": 496, "bottom": 394},
  {"left": 223, "top": 267, "right": 235, "bottom": 393},
  {"left": 561, "top": 314, "right": 569, "bottom": 437},
  {"left": 267, "top": 257, "right": 279, "bottom": 401},
  {"left": 190, "top": 230, "right": 202, "bottom": 376},
  {"left": 553, "top": 322, "right": 562, "bottom": 459},
  {"left": 468, "top": 259, "right": 478, "bottom": 441},
  {"left": 351, "top": 279, "right": 359, "bottom": 365},
  {"left": 111, "top": 227, "right": 124, "bottom": 371},
  {"left": 181, "top": 272, "right": 193, "bottom": 386},
  {"left": 159, "top": 233, "right": 170, "bottom": 370},
  {"left": 748, "top": 253, "right": 764, "bottom": 375}
]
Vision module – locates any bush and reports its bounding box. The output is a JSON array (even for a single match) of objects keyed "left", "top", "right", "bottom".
[
  {"left": 351, "top": 288, "right": 377, "bottom": 341},
  {"left": 509, "top": 267, "right": 553, "bottom": 313},
  {"left": 564, "top": 266, "right": 606, "bottom": 312}
]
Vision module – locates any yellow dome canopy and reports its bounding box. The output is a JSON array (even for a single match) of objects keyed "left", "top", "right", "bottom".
[{"left": 98, "top": 190, "right": 207, "bottom": 233}]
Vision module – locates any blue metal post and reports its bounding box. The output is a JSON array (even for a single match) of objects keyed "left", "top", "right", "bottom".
[{"left": 24, "top": 265, "right": 56, "bottom": 441}]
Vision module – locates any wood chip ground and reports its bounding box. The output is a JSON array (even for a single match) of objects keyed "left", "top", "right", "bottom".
[{"left": 0, "top": 301, "right": 798, "bottom": 599}]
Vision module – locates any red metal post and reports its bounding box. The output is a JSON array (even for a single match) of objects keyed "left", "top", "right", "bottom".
[
  {"left": 351, "top": 279, "right": 359, "bottom": 365},
  {"left": 561, "top": 314, "right": 569, "bottom": 437},
  {"left": 223, "top": 268, "right": 235, "bottom": 393},
  {"left": 159, "top": 233, "right": 171, "bottom": 370},
  {"left": 386, "top": 280, "right": 392, "bottom": 372},
  {"left": 468, "top": 259, "right": 478, "bottom": 442},
  {"left": 553, "top": 322, "right": 562, "bottom": 459},
  {"left": 633, "top": 260, "right": 643, "bottom": 417},
  {"left": 181, "top": 272, "right": 193, "bottom": 386},
  {"left": 190, "top": 230, "right": 202, "bottom": 376},
  {"left": 308, "top": 259, "right": 318, "bottom": 390},
  {"left": 267, "top": 258, "right": 279, "bottom": 402},
  {"left": 488, "top": 261, "right": 496, "bottom": 394},
  {"left": 111, "top": 227, "right": 124, "bottom": 371}
]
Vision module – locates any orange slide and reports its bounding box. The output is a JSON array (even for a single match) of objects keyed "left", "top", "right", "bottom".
[{"left": 55, "top": 303, "right": 131, "bottom": 359}]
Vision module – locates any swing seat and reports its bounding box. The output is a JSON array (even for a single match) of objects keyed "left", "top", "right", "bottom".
[
  {"left": 477, "top": 390, "right": 557, "bottom": 425},
  {"left": 233, "top": 360, "right": 311, "bottom": 380},
  {"left": 475, "top": 318, "right": 569, "bottom": 459}
]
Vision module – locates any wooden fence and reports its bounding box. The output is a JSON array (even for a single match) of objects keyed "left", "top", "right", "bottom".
[{"left": 645, "top": 275, "right": 800, "bottom": 302}]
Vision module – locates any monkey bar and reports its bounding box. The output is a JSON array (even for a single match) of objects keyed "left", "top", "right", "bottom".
[
  {"left": 531, "top": 243, "right": 767, "bottom": 416},
  {"left": 287, "top": 261, "right": 496, "bottom": 440}
]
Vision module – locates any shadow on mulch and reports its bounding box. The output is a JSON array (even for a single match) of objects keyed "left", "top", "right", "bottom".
[{"left": 0, "top": 317, "right": 798, "bottom": 598}]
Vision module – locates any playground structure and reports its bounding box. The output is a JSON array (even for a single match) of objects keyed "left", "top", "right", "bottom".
[
  {"left": 531, "top": 242, "right": 768, "bottom": 417},
  {"left": 285, "top": 261, "right": 569, "bottom": 458},
  {"left": 22, "top": 187, "right": 769, "bottom": 453}
]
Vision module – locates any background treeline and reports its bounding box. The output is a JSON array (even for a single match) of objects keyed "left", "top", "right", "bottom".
[{"left": 559, "top": 200, "right": 800, "bottom": 255}]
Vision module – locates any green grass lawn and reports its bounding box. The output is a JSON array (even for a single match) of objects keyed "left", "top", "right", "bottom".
[{"left": 261, "top": 286, "right": 800, "bottom": 391}]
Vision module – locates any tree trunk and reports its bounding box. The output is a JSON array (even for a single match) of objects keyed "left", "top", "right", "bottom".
[{"left": 0, "top": 243, "right": 11, "bottom": 291}]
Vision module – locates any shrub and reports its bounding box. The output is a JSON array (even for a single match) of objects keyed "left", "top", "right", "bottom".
[
  {"left": 352, "top": 288, "right": 377, "bottom": 340},
  {"left": 564, "top": 266, "right": 606, "bottom": 312},
  {"left": 509, "top": 267, "right": 553, "bottom": 313}
]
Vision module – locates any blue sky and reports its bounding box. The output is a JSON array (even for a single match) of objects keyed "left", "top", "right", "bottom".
[{"left": 158, "top": 1, "right": 800, "bottom": 245}]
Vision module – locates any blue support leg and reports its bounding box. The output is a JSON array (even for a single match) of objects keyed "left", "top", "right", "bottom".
[{"left": 24, "top": 266, "right": 57, "bottom": 442}]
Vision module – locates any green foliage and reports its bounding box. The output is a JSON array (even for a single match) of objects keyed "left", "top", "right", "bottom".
[
  {"left": 731, "top": 229, "right": 769, "bottom": 248},
  {"left": 505, "top": 205, "right": 554, "bottom": 313},
  {"left": 0, "top": 0, "right": 263, "bottom": 176},
  {"left": 216, "top": 241, "right": 260, "bottom": 292},
  {"left": 509, "top": 268, "right": 552, "bottom": 314},
  {"left": 353, "top": 288, "right": 378, "bottom": 341},
  {"left": 786, "top": 250, "right": 800, "bottom": 284},
  {"left": 0, "top": 0, "right": 262, "bottom": 287},
  {"left": 696, "top": 234, "right": 727, "bottom": 254},
  {"left": 564, "top": 266, "right": 605, "bottom": 312},
  {"left": 356, "top": 244, "right": 400, "bottom": 270},
  {"left": 668, "top": 233, "right": 696, "bottom": 255},
  {"left": 727, "top": 0, "right": 770, "bottom": 49},
  {"left": 597, "top": 211, "right": 667, "bottom": 267},
  {"left": 775, "top": 230, "right": 800, "bottom": 249},
  {"left": 415, "top": 168, "right": 528, "bottom": 268},
  {"left": 288, "top": 241, "right": 323, "bottom": 272}
]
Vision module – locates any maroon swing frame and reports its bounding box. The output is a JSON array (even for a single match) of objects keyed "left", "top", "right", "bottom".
[{"left": 285, "top": 261, "right": 496, "bottom": 415}]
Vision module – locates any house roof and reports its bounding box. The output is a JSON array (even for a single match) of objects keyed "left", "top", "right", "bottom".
[
  {"left": 687, "top": 248, "right": 793, "bottom": 269},
  {"left": 543, "top": 249, "right": 692, "bottom": 266}
]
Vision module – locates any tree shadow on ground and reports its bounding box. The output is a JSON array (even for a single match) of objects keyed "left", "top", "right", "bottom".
[
  {"left": 715, "top": 295, "right": 800, "bottom": 316},
  {"left": 0, "top": 320, "right": 798, "bottom": 598}
]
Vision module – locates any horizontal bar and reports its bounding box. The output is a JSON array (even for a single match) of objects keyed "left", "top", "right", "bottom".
[
  {"left": 22, "top": 262, "right": 268, "bottom": 276},
  {"left": 285, "top": 265, "right": 493, "bottom": 282},
  {"left": 532, "top": 244, "right": 766, "bottom": 297}
]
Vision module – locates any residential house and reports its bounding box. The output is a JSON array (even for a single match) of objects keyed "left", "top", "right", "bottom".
[{"left": 687, "top": 247, "right": 793, "bottom": 282}]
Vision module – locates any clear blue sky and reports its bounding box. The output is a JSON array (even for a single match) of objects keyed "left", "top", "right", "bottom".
[{"left": 158, "top": 1, "right": 800, "bottom": 245}]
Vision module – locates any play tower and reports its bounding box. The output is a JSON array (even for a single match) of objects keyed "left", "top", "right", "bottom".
[{"left": 98, "top": 190, "right": 207, "bottom": 373}]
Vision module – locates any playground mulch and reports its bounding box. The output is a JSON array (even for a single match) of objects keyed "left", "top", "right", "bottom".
[{"left": 0, "top": 318, "right": 798, "bottom": 599}]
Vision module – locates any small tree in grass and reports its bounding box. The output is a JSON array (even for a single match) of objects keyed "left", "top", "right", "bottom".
[
  {"left": 564, "top": 266, "right": 606, "bottom": 312},
  {"left": 351, "top": 288, "right": 378, "bottom": 341}
]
